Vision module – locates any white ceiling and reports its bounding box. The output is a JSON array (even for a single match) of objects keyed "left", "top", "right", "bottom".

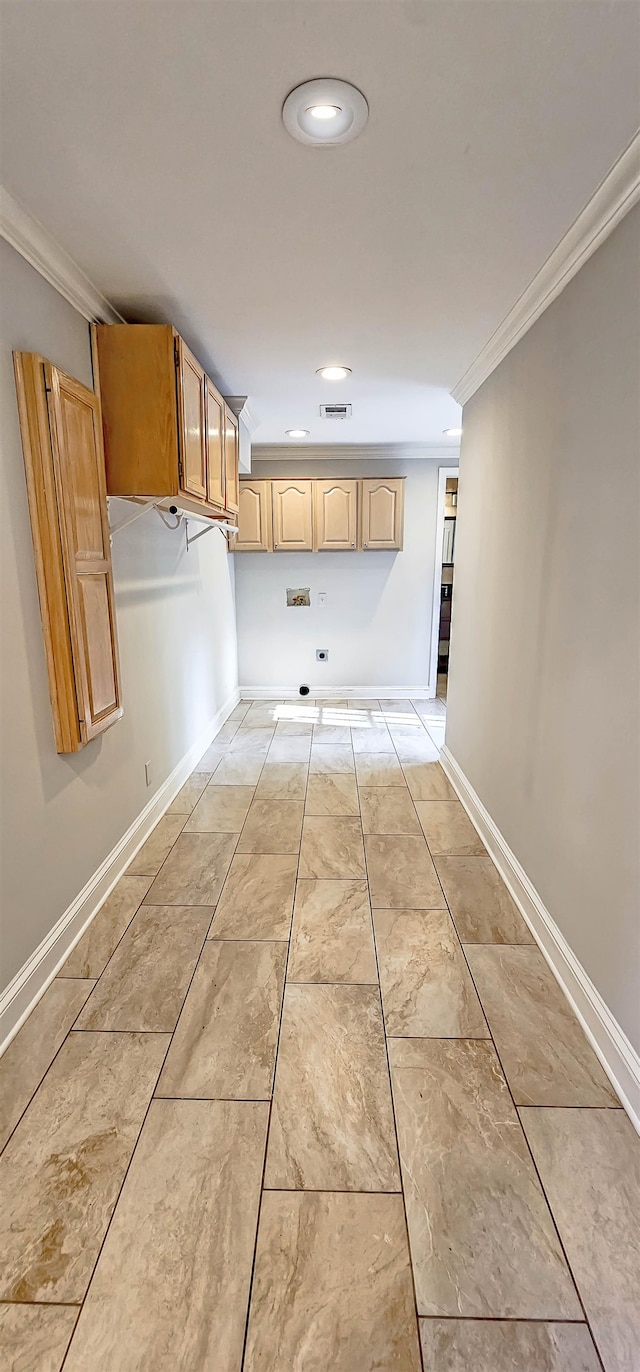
[{"left": 1, "top": 1, "right": 638, "bottom": 447}]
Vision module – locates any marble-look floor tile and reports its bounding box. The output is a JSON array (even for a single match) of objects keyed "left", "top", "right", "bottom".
[
  {"left": 377, "top": 699, "right": 418, "bottom": 718},
  {"left": 312, "top": 723, "right": 352, "bottom": 745},
  {"left": 0, "top": 979, "right": 95, "bottom": 1153},
  {"left": 351, "top": 725, "right": 392, "bottom": 753},
  {"left": 228, "top": 726, "right": 274, "bottom": 754},
  {"left": 388, "top": 1037, "right": 580, "bottom": 1318},
  {"left": 237, "top": 799, "right": 304, "bottom": 854},
  {"left": 243, "top": 701, "right": 284, "bottom": 726},
  {"left": 288, "top": 880, "right": 377, "bottom": 984},
  {"left": 0, "top": 1303, "right": 78, "bottom": 1371},
  {"left": 304, "top": 773, "right": 359, "bottom": 816},
  {"left": 434, "top": 855, "right": 534, "bottom": 943},
  {"left": 157, "top": 940, "right": 286, "bottom": 1099},
  {"left": 184, "top": 785, "right": 254, "bottom": 833},
  {"left": 299, "top": 816, "right": 366, "bottom": 879},
  {"left": 420, "top": 1319, "right": 601, "bottom": 1371},
  {"left": 166, "top": 771, "right": 211, "bottom": 815},
  {"left": 210, "top": 752, "right": 265, "bottom": 786},
  {"left": 146, "top": 832, "right": 237, "bottom": 904},
  {"left": 274, "top": 719, "right": 314, "bottom": 736},
  {"left": 244, "top": 1191, "right": 422, "bottom": 1372},
  {"left": 373, "top": 909, "right": 488, "bottom": 1038},
  {"left": 466, "top": 945, "right": 618, "bottom": 1106},
  {"left": 415, "top": 800, "right": 485, "bottom": 855},
  {"left": 354, "top": 751, "right": 405, "bottom": 786},
  {"left": 267, "top": 735, "right": 312, "bottom": 764},
  {"left": 63, "top": 1100, "right": 267, "bottom": 1372},
  {"left": 403, "top": 760, "right": 456, "bottom": 800},
  {"left": 211, "top": 853, "right": 297, "bottom": 940},
  {"left": 75, "top": 905, "right": 211, "bottom": 1032},
  {"left": 197, "top": 744, "right": 226, "bottom": 771},
  {"left": 308, "top": 744, "right": 354, "bottom": 773},
  {"left": 61, "top": 876, "right": 153, "bottom": 979},
  {"left": 213, "top": 718, "right": 242, "bottom": 745},
  {"left": 521, "top": 1107, "right": 640, "bottom": 1372},
  {"left": 359, "top": 786, "right": 421, "bottom": 834},
  {"left": 255, "top": 762, "right": 308, "bottom": 799},
  {"left": 265, "top": 983, "right": 399, "bottom": 1191},
  {"left": 425, "top": 721, "right": 446, "bottom": 749},
  {"left": 411, "top": 696, "right": 446, "bottom": 719},
  {"left": 365, "top": 834, "right": 445, "bottom": 908},
  {"left": 393, "top": 733, "right": 439, "bottom": 762},
  {"left": 0, "top": 1031, "right": 168, "bottom": 1303},
  {"left": 127, "top": 815, "right": 186, "bottom": 876},
  {"left": 227, "top": 701, "right": 252, "bottom": 721}
]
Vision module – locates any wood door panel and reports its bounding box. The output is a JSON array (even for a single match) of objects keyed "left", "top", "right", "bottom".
[
  {"left": 272, "top": 480, "right": 313, "bottom": 550},
  {"left": 206, "top": 380, "right": 225, "bottom": 510},
  {"left": 314, "top": 480, "right": 358, "bottom": 550},
  {"left": 178, "top": 341, "right": 206, "bottom": 501},
  {"left": 78, "top": 575, "right": 119, "bottom": 720},
  {"left": 236, "top": 481, "right": 272, "bottom": 551},
  {"left": 57, "top": 388, "right": 108, "bottom": 558},
  {"left": 224, "top": 406, "right": 239, "bottom": 514},
  {"left": 361, "top": 478, "right": 404, "bottom": 550}
]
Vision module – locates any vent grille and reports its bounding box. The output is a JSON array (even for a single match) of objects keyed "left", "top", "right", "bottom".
[{"left": 320, "top": 403, "right": 352, "bottom": 420}]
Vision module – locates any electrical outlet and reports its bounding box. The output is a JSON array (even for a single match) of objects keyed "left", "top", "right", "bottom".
[
  {"left": 316, "top": 648, "right": 329, "bottom": 662},
  {"left": 144, "top": 760, "right": 153, "bottom": 787}
]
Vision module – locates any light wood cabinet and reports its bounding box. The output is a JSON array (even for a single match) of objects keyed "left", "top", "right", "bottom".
[
  {"left": 14, "top": 353, "right": 123, "bottom": 753},
  {"left": 235, "top": 480, "right": 272, "bottom": 551},
  {"left": 271, "top": 479, "right": 313, "bottom": 551},
  {"left": 205, "top": 378, "right": 225, "bottom": 510},
  {"left": 177, "top": 339, "right": 207, "bottom": 501},
  {"left": 223, "top": 406, "right": 239, "bottom": 515},
  {"left": 314, "top": 479, "right": 358, "bottom": 550},
  {"left": 360, "top": 478, "right": 404, "bottom": 550}
]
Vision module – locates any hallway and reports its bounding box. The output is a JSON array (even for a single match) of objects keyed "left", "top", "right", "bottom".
[{"left": 1, "top": 698, "right": 637, "bottom": 1371}]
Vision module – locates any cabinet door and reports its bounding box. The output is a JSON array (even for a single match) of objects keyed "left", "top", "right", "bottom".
[
  {"left": 271, "top": 479, "right": 313, "bottom": 551},
  {"left": 224, "top": 405, "right": 239, "bottom": 514},
  {"left": 235, "top": 481, "right": 273, "bottom": 551},
  {"left": 177, "top": 340, "right": 206, "bottom": 501},
  {"left": 314, "top": 479, "right": 358, "bottom": 550},
  {"left": 205, "top": 378, "right": 225, "bottom": 510},
  {"left": 360, "top": 478, "right": 404, "bottom": 550}
]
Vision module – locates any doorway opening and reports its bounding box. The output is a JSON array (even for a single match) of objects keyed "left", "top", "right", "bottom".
[{"left": 429, "top": 466, "right": 459, "bottom": 703}]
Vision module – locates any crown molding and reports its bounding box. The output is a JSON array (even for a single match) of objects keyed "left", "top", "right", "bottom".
[
  {"left": 0, "top": 186, "right": 124, "bottom": 324},
  {"left": 251, "top": 442, "right": 460, "bottom": 462},
  {"left": 226, "top": 396, "right": 260, "bottom": 434},
  {"left": 452, "top": 130, "right": 640, "bottom": 407}
]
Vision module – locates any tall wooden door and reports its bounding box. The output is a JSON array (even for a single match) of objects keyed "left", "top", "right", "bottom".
[
  {"left": 360, "top": 478, "right": 404, "bottom": 550},
  {"left": 205, "top": 378, "right": 225, "bottom": 510},
  {"left": 314, "top": 479, "right": 358, "bottom": 550},
  {"left": 224, "top": 405, "right": 239, "bottom": 514},
  {"left": 271, "top": 480, "right": 313, "bottom": 551},
  {"left": 235, "top": 481, "right": 273, "bottom": 551},
  {"left": 177, "top": 339, "right": 206, "bottom": 501}
]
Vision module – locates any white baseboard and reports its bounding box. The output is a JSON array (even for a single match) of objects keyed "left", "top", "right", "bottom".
[
  {"left": 440, "top": 746, "right": 640, "bottom": 1135},
  {"left": 240, "top": 685, "right": 433, "bottom": 700},
  {"left": 0, "top": 687, "right": 240, "bottom": 1057}
]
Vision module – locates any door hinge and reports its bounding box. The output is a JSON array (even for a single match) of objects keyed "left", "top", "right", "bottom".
[{"left": 178, "top": 458, "right": 183, "bottom": 481}]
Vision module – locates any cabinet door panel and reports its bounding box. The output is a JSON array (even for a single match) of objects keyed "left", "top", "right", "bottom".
[
  {"left": 272, "top": 480, "right": 313, "bottom": 551},
  {"left": 224, "top": 406, "right": 239, "bottom": 514},
  {"left": 177, "top": 340, "right": 206, "bottom": 501},
  {"left": 205, "top": 380, "right": 225, "bottom": 510},
  {"left": 235, "top": 481, "right": 272, "bottom": 551},
  {"left": 360, "top": 478, "right": 404, "bottom": 550},
  {"left": 314, "top": 480, "right": 358, "bottom": 550}
]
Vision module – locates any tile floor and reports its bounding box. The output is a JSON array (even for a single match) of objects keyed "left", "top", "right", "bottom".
[{"left": 1, "top": 696, "right": 638, "bottom": 1372}]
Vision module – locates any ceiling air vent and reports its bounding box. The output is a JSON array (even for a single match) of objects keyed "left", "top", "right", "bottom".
[{"left": 320, "top": 403, "right": 352, "bottom": 420}]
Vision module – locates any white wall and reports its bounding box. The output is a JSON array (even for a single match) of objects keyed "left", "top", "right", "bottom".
[
  {"left": 446, "top": 204, "right": 640, "bottom": 1052},
  {"left": 234, "top": 459, "right": 452, "bottom": 694},
  {"left": 0, "top": 240, "right": 239, "bottom": 991}
]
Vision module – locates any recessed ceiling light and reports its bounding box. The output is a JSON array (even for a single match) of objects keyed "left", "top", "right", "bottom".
[
  {"left": 283, "top": 79, "right": 368, "bottom": 146},
  {"left": 443, "top": 427, "right": 463, "bottom": 437},
  {"left": 286, "top": 428, "right": 310, "bottom": 439},
  {"left": 317, "top": 365, "right": 351, "bottom": 381}
]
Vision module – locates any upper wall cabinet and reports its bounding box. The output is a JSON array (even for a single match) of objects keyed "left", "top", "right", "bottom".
[
  {"left": 235, "top": 480, "right": 272, "bottom": 551},
  {"left": 271, "top": 479, "right": 314, "bottom": 551},
  {"left": 361, "top": 478, "right": 404, "bottom": 550},
  {"left": 314, "top": 479, "right": 358, "bottom": 550},
  {"left": 94, "top": 324, "right": 239, "bottom": 521},
  {"left": 14, "top": 353, "right": 123, "bottom": 753}
]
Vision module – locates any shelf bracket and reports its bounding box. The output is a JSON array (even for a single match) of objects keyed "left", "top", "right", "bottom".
[
  {"left": 107, "top": 497, "right": 160, "bottom": 541},
  {"left": 186, "top": 519, "right": 239, "bottom": 550}
]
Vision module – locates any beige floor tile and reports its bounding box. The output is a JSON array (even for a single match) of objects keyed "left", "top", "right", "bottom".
[
  {"left": 299, "top": 815, "right": 366, "bottom": 879},
  {"left": 146, "top": 832, "right": 237, "bottom": 904},
  {"left": 237, "top": 799, "right": 304, "bottom": 854},
  {"left": 415, "top": 800, "right": 485, "bottom": 855},
  {"left": 75, "top": 905, "right": 211, "bottom": 1032},
  {"left": 61, "top": 876, "right": 153, "bottom": 979},
  {"left": 184, "top": 785, "right": 254, "bottom": 833},
  {"left": 255, "top": 762, "right": 308, "bottom": 799},
  {"left": 227, "top": 701, "right": 252, "bottom": 721},
  {"left": 210, "top": 752, "right": 266, "bottom": 786},
  {"left": 62, "top": 1100, "right": 268, "bottom": 1372},
  {"left": 288, "top": 880, "right": 377, "bottom": 984},
  {"left": 157, "top": 940, "right": 286, "bottom": 1099},
  {"left": 0, "top": 1304, "right": 78, "bottom": 1371},
  {"left": 359, "top": 786, "right": 421, "bottom": 834},
  {"left": 388, "top": 1038, "right": 581, "bottom": 1318},
  {"left": 267, "top": 736, "right": 312, "bottom": 763},
  {"left": 312, "top": 723, "right": 352, "bottom": 745},
  {"left": 365, "top": 834, "right": 445, "bottom": 908},
  {"left": 346, "top": 698, "right": 380, "bottom": 712},
  {"left": 434, "top": 855, "right": 534, "bottom": 943},
  {"left": 314, "top": 698, "right": 349, "bottom": 709},
  {"left": 304, "top": 773, "right": 359, "bottom": 816},
  {"left": 197, "top": 744, "right": 226, "bottom": 771},
  {"left": 214, "top": 718, "right": 242, "bottom": 745},
  {"left": 351, "top": 725, "right": 392, "bottom": 753},
  {"left": 393, "top": 736, "right": 440, "bottom": 764},
  {"left": 520, "top": 1107, "right": 640, "bottom": 1372},
  {"left": 420, "top": 1319, "right": 601, "bottom": 1371},
  {"left": 354, "top": 752, "right": 406, "bottom": 786},
  {"left": 166, "top": 771, "right": 211, "bottom": 815},
  {"left": 411, "top": 696, "right": 447, "bottom": 719},
  {"left": 265, "top": 983, "right": 399, "bottom": 1191},
  {"left": 0, "top": 1031, "right": 168, "bottom": 1303},
  {"left": 211, "top": 853, "right": 297, "bottom": 940},
  {"left": 228, "top": 727, "right": 274, "bottom": 754},
  {"left": 0, "top": 979, "right": 95, "bottom": 1152},
  {"left": 373, "top": 909, "right": 488, "bottom": 1038},
  {"left": 274, "top": 719, "right": 314, "bottom": 736},
  {"left": 308, "top": 744, "right": 354, "bottom": 773},
  {"left": 243, "top": 701, "right": 284, "bottom": 726},
  {"left": 403, "top": 760, "right": 456, "bottom": 800},
  {"left": 425, "top": 721, "right": 446, "bottom": 748},
  {"left": 467, "top": 945, "right": 619, "bottom": 1106},
  {"left": 127, "top": 815, "right": 186, "bottom": 876},
  {"left": 377, "top": 700, "right": 419, "bottom": 718},
  {"left": 244, "top": 1191, "right": 422, "bottom": 1372}
]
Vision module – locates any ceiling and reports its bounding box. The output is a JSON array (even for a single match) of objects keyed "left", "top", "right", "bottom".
[{"left": 1, "top": 1, "right": 638, "bottom": 447}]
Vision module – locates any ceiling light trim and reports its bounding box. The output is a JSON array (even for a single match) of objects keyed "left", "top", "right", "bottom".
[
  {"left": 252, "top": 442, "right": 460, "bottom": 462},
  {"left": 452, "top": 131, "right": 640, "bottom": 407},
  {"left": 0, "top": 185, "right": 124, "bottom": 323}
]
